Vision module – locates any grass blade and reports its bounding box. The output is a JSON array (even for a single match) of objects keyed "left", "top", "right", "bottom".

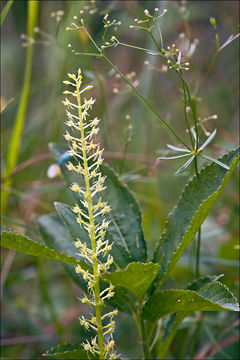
[{"left": 1, "top": 0, "right": 39, "bottom": 215}]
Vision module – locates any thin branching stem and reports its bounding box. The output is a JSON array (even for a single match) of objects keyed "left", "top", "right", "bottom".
[{"left": 80, "top": 23, "right": 190, "bottom": 150}]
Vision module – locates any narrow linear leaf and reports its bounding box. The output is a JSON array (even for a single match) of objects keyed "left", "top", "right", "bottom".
[
  {"left": 158, "top": 154, "right": 191, "bottom": 160},
  {"left": 175, "top": 155, "right": 195, "bottom": 174},
  {"left": 143, "top": 281, "right": 239, "bottom": 322},
  {"left": 0, "top": 230, "right": 88, "bottom": 269},
  {"left": 103, "top": 262, "right": 160, "bottom": 301},
  {"left": 200, "top": 154, "right": 230, "bottom": 170},
  {"left": 153, "top": 148, "right": 239, "bottom": 287}
]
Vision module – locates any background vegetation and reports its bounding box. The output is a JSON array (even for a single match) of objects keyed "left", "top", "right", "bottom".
[{"left": 1, "top": 1, "right": 239, "bottom": 359}]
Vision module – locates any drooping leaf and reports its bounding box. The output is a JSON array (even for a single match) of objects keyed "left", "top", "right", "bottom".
[
  {"left": 0, "top": 230, "right": 88, "bottom": 269},
  {"left": 143, "top": 281, "right": 239, "bottom": 322},
  {"left": 153, "top": 148, "right": 239, "bottom": 287},
  {"left": 49, "top": 143, "right": 147, "bottom": 268},
  {"left": 186, "top": 274, "right": 224, "bottom": 291},
  {"left": 43, "top": 343, "right": 98, "bottom": 359},
  {"left": 103, "top": 262, "right": 160, "bottom": 302}
]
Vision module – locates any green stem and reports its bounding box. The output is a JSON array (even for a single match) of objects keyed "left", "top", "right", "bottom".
[
  {"left": 195, "top": 227, "right": 201, "bottom": 278},
  {"left": 1, "top": 0, "right": 39, "bottom": 215},
  {"left": 0, "top": 0, "right": 14, "bottom": 26},
  {"left": 155, "top": 18, "right": 164, "bottom": 49},
  {"left": 189, "top": 318, "right": 202, "bottom": 358},
  {"left": 139, "top": 301, "right": 152, "bottom": 359},
  {"left": 118, "top": 41, "right": 160, "bottom": 55},
  {"left": 149, "top": 31, "right": 162, "bottom": 53},
  {"left": 200, "top": 51, "right": 219, "bottom": 87},
  {"left": 76, "top": 84, "right": 105, "bottom": 358},
  {"left": 159, "top": 313, "right": 186, "bottom": 359},
  {"left": 181, "top": 77, "right": 194, "bottom": 148},
  {"left": 177, "top": 71, "right": 199, "bottom": 149}
]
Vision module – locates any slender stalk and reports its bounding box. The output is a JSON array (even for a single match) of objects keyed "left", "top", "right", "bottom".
[
  {"left": 181, "top": 77, "right": 194, "bottom": 148},
  {"left": 118, "top": 41, "right": 160, "bottom": 55},
  {"left": 177, "top": 70, "right": 199, "bottom": 148},
  {"left": 200, "top": 51, "right": 219, "bottom": 87},
  {"left": 149, "top": 31, "right": 162, "bottom": 53},
  {"left": 76, "top": 84, "right": 105, "bottom": 358},
  {"left": 139, "top": 302, "right": 152, "bottom": 359},
  {"left": 195, "top": 227, "right": 201, "bottom": 278},
  {"left": 155, "top": 18, "right": 164, "bottom": 50},
  {"left": 0, "top": 0, "right": 14, "bottom": 26},
  {"left": 159, "top": 313, "right": 186, "bottom": 359},
  {"left": 1, "top": 0, "right": 39, "bottom": 215}
]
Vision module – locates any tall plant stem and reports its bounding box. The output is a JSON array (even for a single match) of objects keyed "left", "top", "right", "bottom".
[
  {"left": 76, "top": 84, "right": 105, "bottom": 358},
  {"left": 177, "top": 70, "right": 202, "bottom": 278},
  {"left": 1, "top": 0, "right": 39, "bottom": 215}
]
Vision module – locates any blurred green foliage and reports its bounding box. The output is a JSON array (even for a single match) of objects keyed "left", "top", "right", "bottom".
[{"left": 1, "top": 1, "right": 239, "bottom": 359}]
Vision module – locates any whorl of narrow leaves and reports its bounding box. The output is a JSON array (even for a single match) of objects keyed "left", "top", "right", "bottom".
[{"left": 62, "top": 69, "right": 117, "bottom": 359}]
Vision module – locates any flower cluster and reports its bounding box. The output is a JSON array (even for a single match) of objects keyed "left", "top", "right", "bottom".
[
  {"left": 166, "top": 44, "right": 190, "bottom": 71},
  {"left": 62, "top": 69, "right": 118, "bottom": 359},
  {"left": 129, "top": 7, "right": 167, "bottom": 32},
  {"left": 103, "top": 13, "right": 122, "bottom": 30}
]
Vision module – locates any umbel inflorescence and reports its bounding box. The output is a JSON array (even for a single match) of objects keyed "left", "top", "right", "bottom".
[{"left": 62, "top": 69, "right": 118, "bottom": 359}]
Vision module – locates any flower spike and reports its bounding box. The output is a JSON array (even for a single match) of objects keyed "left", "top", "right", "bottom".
[{"left": 62, "top": 69, "right": 117, "bottom": 359}]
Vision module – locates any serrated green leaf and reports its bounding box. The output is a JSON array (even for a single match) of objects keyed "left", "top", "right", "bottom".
[
  {"left": 49, "top": 143, "right": 147, "bottom": 268},
  {"left": 186, "top": 274, "right": 224, "bottom": 291},
  {"left": 35, "top": 213, "right": 134, "bottom": 313},
  {"left": 143, "top": 281, "right": 239, "bottom": 322},
  {"left": 43, "top": 343, "right": 98, "bottom": 359},
  {"left": 103, "top": 262, "right": 160, "bottom": 301},
  {"left": 153, "top": 148, "right": 239, "bottom": 287},
  {"left": 0, "top": 230, "right": 87, "bottom": 268},
  {"left": 54, "top": 202, "right": 132, "bottom": 270},
  {"left": 35, "top": 213, "right": 89, "bottom": 290},
  {"left": 158, "top": 274, "right": 226, "bottom": 359}
]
